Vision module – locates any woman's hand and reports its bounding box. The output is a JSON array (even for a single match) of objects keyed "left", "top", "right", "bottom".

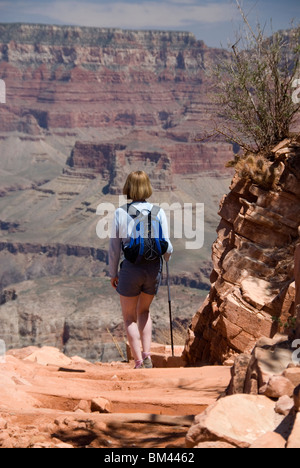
[{"left": 111, "top": 277, "right": 119, "bottom": 290}]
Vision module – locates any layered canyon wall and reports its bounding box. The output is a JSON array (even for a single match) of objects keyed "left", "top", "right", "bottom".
[
  {"left": 0, "top": 24, "right": 217, "bottom": 132},
  {"left": 0, "top": 23, "right": 233, "bottom": 190}
]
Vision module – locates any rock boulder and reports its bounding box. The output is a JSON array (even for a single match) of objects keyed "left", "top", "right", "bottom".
[{"left": 186, "top": 394, "right": 278, "bottom": 448}]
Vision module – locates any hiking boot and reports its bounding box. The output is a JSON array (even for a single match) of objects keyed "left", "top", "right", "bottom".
[
  {"left": 143, "top": 357, "right": 153, "bottom": 369},
  {"left": 134, "top": 360, "right": 144, "bottom": 369}
]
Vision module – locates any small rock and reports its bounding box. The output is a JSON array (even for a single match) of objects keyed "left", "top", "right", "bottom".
[
  {"left": 0, "top": 417, "right": 7, "bottom": 430},
  {"left": 250, "top": 432, "right": 286, "bottom": 449},
  {"left": 24, "top": 346, "right": 72, "bottom": 367},
  {"left": 275, "top": 395, "right": 294, "bottom": 416},
  {"left": 91, "top": 421, "right": 107, "bottom": 432},
  {"left": 1, "top": 435, "right": 14, "bottom": 449},
  {"left": 227, "top": 353, "right": 252, "bottom": 395},
  {"left": 74, "top": 399, "right": 91, "bottom": 413},
  {"left": 283, "top": 368, "right": 300, "bottom": 387},
  {"left": 186, "top": 394, "right": 278, "bottom": 448},
  {"left": 0, "top": 431, "right": 12, "bottom": 447},
  {"left": 223, "top": 359, "right": 235, "bottom": 367},
  {"left": 44, "top": 423, "right": 57, "bottom": 433},
  {"left": 91, "top": 397, "right": 112, "bottom": 413},
  {"left": 31, "top": 442, "right": 54, "bottom": 449},
  {"left": 262, "top": 375, "right": 295, "bottom": 399},
  {"left": 55, "top": 442, "right": 74, "bottom": 449}
]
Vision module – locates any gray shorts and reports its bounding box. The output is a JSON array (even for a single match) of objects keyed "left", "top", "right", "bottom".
[{"left": 117, "top": 259, "right": 163, "bottom": 297}]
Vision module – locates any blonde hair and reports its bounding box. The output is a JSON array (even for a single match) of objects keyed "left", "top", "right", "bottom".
[{"left": 123, "top": 171, "right": 153, "bottom": 201}]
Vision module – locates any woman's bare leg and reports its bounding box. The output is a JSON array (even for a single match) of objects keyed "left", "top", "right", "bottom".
[
  {"left": 137, "top": 292, "right": 155, "bottom": 356},
  {"left": 119, "top": 295, "right": 141, "bottom": 362},
  {"left": 120, "top": 292, "right": 155, "bottom": 364}
]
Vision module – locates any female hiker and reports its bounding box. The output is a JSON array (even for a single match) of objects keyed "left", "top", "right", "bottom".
[{"left": 109, "top": 171, "right": 173, "bottom": 369}]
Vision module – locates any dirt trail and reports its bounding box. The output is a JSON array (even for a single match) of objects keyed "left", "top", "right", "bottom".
[{"left": 0, "top": 348, "right": 230, "bottom": 448}]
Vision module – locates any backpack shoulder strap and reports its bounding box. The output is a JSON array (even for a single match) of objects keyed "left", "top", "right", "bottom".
[
  {"left": 120, "top": 203, "right": 140, "bottom": 218},
  {"left": 151, "top": 205, "right": 161, "bottom": 217}
]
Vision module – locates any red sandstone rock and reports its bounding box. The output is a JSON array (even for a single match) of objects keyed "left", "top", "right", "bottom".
[
  {"left": 262, "top": 375, "right": 295, "bottom": 399},
  {"left": 283, "top": 368, "right": 300, "bottom": 388},
  {"left": 250, "top": 432, "right": 286, "bottom": 449},
  {"left": 186, "top": 394, "right": 278, "bottom": 448},
  {"left": 91, "top": 397, "right": 112, "bottom": 414},
  {"left": 184, "top": 138, "right": 300, "bottom": 365},
  {"left": 275, "top": 395, "right": 294, "bottom": 416},
  {"left": 0, "top": 24, "right": 234, "bottom": 187},
  {"left": 287, "top": 413, "right": 300, "bottom": 448}
]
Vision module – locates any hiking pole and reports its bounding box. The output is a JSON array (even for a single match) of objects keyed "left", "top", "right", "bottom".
[{"left": 166, "top": 261, "right": 175, "bottom": 357}]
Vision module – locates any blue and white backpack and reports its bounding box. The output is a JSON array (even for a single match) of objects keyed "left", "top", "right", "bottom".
[{"left": 121, "top": 204, "right": 168, "bottom": 264}]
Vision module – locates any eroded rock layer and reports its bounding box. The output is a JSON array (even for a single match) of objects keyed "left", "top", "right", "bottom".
[{"left": 184, "top": 137, "right": 300, "bottom": 364}]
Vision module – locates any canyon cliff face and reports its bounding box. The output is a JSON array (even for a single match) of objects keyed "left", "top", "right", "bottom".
[
  {"left": 184, "top": 137, "right": 300, "bottom": 364},
  {"left": 67, "top": 132, "right": 232, "bottom": 193},
  {"left": 0, "top": 23, "right": 233, "bottom": 192},
  {"left": 0, "top": 24, "right": 219, "bottom": 132}
]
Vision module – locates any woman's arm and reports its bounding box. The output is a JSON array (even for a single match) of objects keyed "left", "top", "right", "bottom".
[
  {"left": 109, "top": 210, "right": 122, "bottom": 279},
  {"left": 159, "top": 208, "right": 173, "bottom": 261}
]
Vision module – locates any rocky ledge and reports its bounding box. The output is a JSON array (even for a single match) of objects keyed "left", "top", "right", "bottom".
[{"left": 184, "top": 137, "right": 300, "bottom": 364}]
